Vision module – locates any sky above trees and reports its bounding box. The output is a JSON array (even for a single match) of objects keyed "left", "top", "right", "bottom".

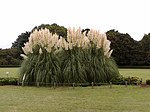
[{"left": 0, "top": 0, "right": 150, "bottom": 48}]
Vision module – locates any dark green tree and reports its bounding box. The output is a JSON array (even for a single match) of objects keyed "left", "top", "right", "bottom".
[
  {"left": 140, "top": 33, "right": 150, "bottom": 52},
  {"left": 0, "top": 48, "right": 22, "bottom": 66},
  {"left": 12, "top": 32, "right": 31, "bottom": 49},
  {"left": 32, "top": 23, "right": 67, "bottom": 38},
  {"left": 139, "top": 33, "right": 150, "bottom": 65},
  {"left": 106, "top": 29, "right": 138, "bottom": 66}
]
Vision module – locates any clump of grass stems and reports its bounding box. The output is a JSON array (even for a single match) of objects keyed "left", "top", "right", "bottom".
[{"left": 19, "top": 27, "right": 120, "bottom": 86}]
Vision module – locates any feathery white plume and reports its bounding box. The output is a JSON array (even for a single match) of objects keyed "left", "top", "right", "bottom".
[
  {"left": 22, "top": 28, "right": 60, "bottom": 54},
  {"left": 20, "top": 54, "right": 28, "bottom": 60},
  {"left": 22, "top": 27, "right": 113, "bottom": 58},
  {"left": 86, "top": 28, "right": 113, "bottom": 58},
  {"left": 39, "top": 48, "right": 43, "bottom": 54}
]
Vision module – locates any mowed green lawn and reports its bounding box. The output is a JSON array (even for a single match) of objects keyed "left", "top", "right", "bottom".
[
  {"left": 0, "top": 67, "right": 19, "bottom": 78},
  {"left": 0, "top": 86, "right": 150, "bottom": 112}
]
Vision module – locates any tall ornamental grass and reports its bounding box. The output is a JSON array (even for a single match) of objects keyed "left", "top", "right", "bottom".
[{"left": 19, "top": 27, "right": 120, "bottom": 85}]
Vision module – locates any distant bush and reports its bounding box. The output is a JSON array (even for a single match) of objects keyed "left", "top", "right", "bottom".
[
  {"left": 111, "top": 75, "right": 142, "bottom": 85},
  {"left": 124, "top": 76, "right": 141, "bottom": 84},
  {"left": 146, "top": 80, "right": 150, "bottom": 85},
  {"left": 0, "top": 65, "right": 20, "bottom": 67},
  {"left": 111, "top": 75, "right": 125, "bottom": 85},
  {"left": 0, "top": 77, "right": 18, "bottom": 85},
  {"left": 119, "top": 66, "right": 150, "bottom": 69}
]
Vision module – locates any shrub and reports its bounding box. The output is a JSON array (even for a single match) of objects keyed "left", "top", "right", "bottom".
[
  {"left": 111, "top": 75, "right": 125, "bottom": 85},
  {"left": 146, "top": 80, "right": 150, "bottom": 85},
  {"left": 111, "top": 75, "right": 142, "bottom": 85},
  {"left": 0, "top": 78, "right": 18, "bottom": 85},
  {"left": 124, "top": 76, "right": 141, "bottom": 84}
]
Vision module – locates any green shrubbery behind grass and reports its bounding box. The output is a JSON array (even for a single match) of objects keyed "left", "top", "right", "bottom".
[
  {"left": 146, "top": 79, "right": 150, "bottom": 85},
  {"left": 0, "top": 78, "right": 18, "bottom": 85},
  {"left": 111, "top": 75, "right": 142, "bottom": 85}
]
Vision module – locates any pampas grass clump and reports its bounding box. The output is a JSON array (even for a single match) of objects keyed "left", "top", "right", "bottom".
[{"left": 19, "top": 27, "right": 119, "bottom": 85}]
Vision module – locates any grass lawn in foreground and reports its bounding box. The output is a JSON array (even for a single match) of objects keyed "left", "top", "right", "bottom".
[
  {"left": 119, "top": 69, "right": 150, "bottom": 83},
  {"left": 0, "top": 86, "right": 150, "bottom": 112}
]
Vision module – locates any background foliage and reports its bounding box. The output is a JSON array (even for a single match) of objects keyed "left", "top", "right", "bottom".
[{"left": 0, "top": 23, "right": 150, "bottom": 66}]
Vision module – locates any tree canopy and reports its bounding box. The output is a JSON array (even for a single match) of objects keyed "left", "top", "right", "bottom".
[
  {"left": 12, "top": 32, "right": 31, "bottom": 49},
  {"left": 106, "top": 29, "right": 150, "bottom": 66},
  {"left": 0, "top": 24, "right": 150, "bottom": 66}
]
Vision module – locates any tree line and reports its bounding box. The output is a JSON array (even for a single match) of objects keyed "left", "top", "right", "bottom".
[
  {"left": 106, "top": 30, "right": 150, "bottom": 66},
  {"left": 0, "top": 23, "right": 150, "bottom": 66}
]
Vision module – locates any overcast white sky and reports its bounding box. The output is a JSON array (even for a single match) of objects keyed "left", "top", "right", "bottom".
[{"left": 0, "top": 0, "right": 150, "bottom": 49}]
